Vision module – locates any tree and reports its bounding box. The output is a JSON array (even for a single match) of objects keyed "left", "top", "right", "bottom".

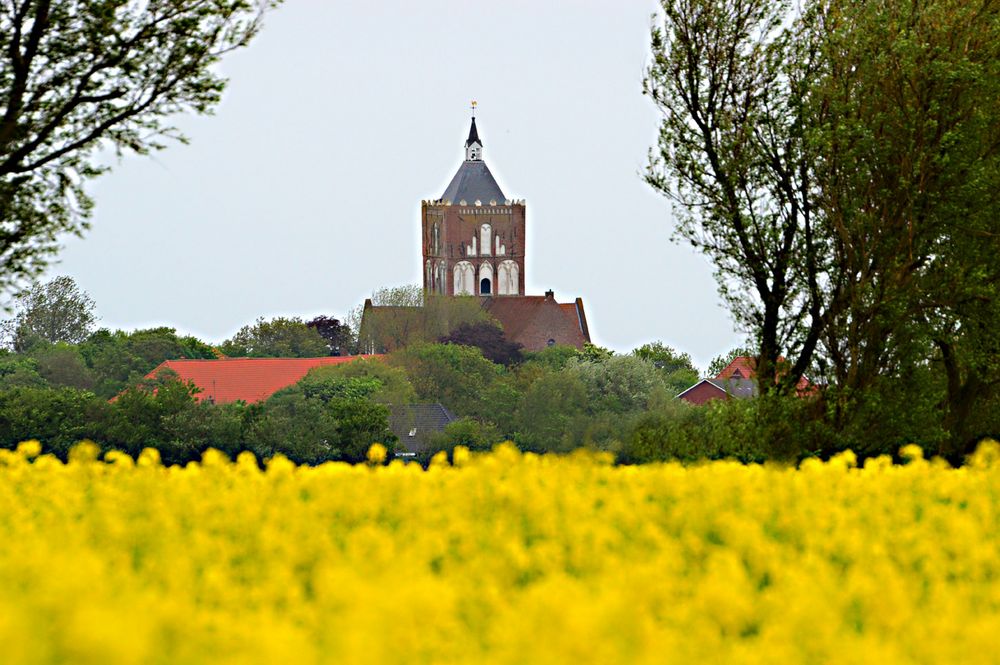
[
  {"left": 79, "top": 326, "right": 215, "bottom": 398},
  {"left": 306, "top": 316, "right": 352, "bottom": 356},
  {"left": 354, "top": 285, "right": 490, "bottom": 353},
  {"left": 220, "top": 317, "right": 329, "bottom": 358},
  {"left": 632, "top": 341, "right": 694, "bottom": 374},
  {"left": 0, "top": 1, "right": 281, "bottom": 295},
  {"left": 389, "top": 343, "right": 505, "bottom": 419},
  {"left": 1, "top": 275, "right": 96, "bottom": 350},
  {"left": 439, "top": 321, "right": 523, "bottom": 366},
  {"left": 645, "top": 0, "right": 832, "bottom": 393},
  {"left": 294, "top": 358, "right": 416, "bottom": 405},
  {"left": 804, "top": 0, "right": 1000, "bottom": 453}
]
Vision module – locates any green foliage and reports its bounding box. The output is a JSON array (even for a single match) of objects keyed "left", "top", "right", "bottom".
[
  {"left": 220, "top": 317, "right": 328, "bottom": 358},
  {"left": 429, "top": 417, "right": 502, "bottom": 454},
  {"left": 0, "top": 276, "right": 96, "bottom": 351},
  {"left": 32, "top": 343, "right": 95, "bottom": 390},
  {"left": 439, "top": 320, "right": 523, "bottom": 366},
  {"left": 632, "top": 341, "right": 694, "bottom": 373},
  {"left": 567, "top": 355, "right": 668, "bottom": 414},
  {"left": 389, "top": 343, "right": 505, "bottom": 419},
  {"left": 79, "top": 327, "right": 216, "bottom": 398},
  {"left": 521, "top": 345, "right": 581, "bottom": 372},
  {"left": 0, "top": 1, "right": 283, "bottom": 295},
  {"left": 0, "top": 386, "right": 103, "bottom": 457},
  {"left": 294, "top": 359, "right": 416, "bottom": 405},
  {"left": 513, "top": 370, "right": 588, "bottom": 453},
  {"left": 355, "top": 286, "right": 490, "bottom": 353},
  {"left": 0, "top": 352, "right": 45, "bottom": 388}
]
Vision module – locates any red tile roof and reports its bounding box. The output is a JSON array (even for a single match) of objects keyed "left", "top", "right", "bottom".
[
  {"left": 482, "top": 295, "right": 590, "bottom": 351},
  {"left": 143, "top": 356, "right": 380, "bottom": 404},
  {"left": 717, "top": 356, "right": 812, "bottom": 392}
]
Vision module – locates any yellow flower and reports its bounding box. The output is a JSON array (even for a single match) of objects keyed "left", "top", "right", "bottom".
[
  {"left": 15, "top": 440, "right": 41, "bottom": 459},
  {"left": 367, "top": 443, "right": 388, "bottom": 465}
]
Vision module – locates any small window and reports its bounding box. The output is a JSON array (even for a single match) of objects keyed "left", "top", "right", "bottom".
[
  {"left": 480, "top": 278, "right": 492, "bottom": 295},
  {"left": 547, "top": 339, "right": 556, "bottom": 347},
  {"left": 408, "top": 428, "right": 417, "bottom": 437}
]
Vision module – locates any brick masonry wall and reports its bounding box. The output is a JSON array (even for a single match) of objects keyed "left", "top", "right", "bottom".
[{"left": 421, "top": 202, "right": 526, "bottom": 296}]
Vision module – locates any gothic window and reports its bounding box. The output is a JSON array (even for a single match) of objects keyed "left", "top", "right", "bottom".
[
  {"left": 498, "top": 260, "right": 519, "bottom": 295},
  {"left": 479, "top": 262, "right": 494, "bottom": 296},
  {"left": 436, "top": 261, "right": 447, "bottom": 294},
  {"left": 425, "top": 260, "right": 433, "bottom": 290},
  {"left": 454, "top": 261, "right": 475, "bottom": 295},
  {"left": 480, "top": 224, "right": 492, "bottom": 256},
  {"left": 432, "top": 223, "right": 441, "bottom": 255}
]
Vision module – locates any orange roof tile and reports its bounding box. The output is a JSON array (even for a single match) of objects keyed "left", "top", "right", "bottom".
[
  {"left": 143, "top": 356, "right": 380, "bottom": 404},
  {"left": 482, "top": 296, "right": 589, "bottom": 351}
]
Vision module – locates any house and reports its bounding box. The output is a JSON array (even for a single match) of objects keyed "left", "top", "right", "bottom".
[
  {"left": 677, "top": 356, "right": 812, "bottom": 405},
  {"left": 676, "top": 376, "right": 759, "bottom": 406},
  {"left": 388, "top": 403, "right": 457, "bottom": 455},
  {"left": 141, "top": 356, "right": 378, "bottom": 404}
]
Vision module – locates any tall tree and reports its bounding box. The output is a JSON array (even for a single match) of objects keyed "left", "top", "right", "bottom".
[
  {"left": 0, "top": 275, "right": 96, "bottom": 350},
  {"left": 0, "top": 0, "right": 281, "bottom": 294},
  {"left": 645, "top": 0, "right": 832, "bottom": 394},
  {"left": 806, "top": 0, "right": 1000, "bottom": 451}
]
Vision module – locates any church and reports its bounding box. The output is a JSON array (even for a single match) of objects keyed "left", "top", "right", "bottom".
[{"left": 360, "top": 111, "right": 592, "bottom": 352}]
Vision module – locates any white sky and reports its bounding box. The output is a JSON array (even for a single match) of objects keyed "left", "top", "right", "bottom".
[{"left": 46, "top": 0, "right": 744, "bottom": 372}]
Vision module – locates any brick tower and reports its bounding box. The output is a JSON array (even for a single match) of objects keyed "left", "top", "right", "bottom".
[{"left": 421, "top": 113, "right": 525, "bottom": 297}]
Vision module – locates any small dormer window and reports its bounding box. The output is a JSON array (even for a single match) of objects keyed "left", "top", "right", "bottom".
[{"left": 408, "top": 428, "right": 417, "bottom": 437}]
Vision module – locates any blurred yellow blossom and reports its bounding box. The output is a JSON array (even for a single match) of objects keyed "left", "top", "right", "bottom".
[{"left": 1, "top": 440, "right": 999, "bottom": 664}]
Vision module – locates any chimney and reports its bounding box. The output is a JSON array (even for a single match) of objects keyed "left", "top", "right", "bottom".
[{"left": 544, "top": 289, "right": 554, "bottom": 300}]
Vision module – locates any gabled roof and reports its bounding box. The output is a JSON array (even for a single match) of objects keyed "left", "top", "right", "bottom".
[
  {"left": 388, "top": 404, "right": 457, "bottom": 453},
  {"left": 441, "top": 160, "right": 506, "bottom": 205},
  {"left": 144, "top": 356, "right": 377, "bottom": 404},
  {"left": 482, "top": 295, "right": 590, "bottom": 351},
  {"left": 705, "top": 377, "right": 758, "bottom": 399},
  {"left": 676, "top": 377, "right": 758, "bottom": 404},
  {"left": 717, "top": 355, "right": 812, "bottom": 391}
]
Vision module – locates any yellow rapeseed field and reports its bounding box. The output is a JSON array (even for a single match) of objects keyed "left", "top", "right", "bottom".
[{"left": 2, "top": 440, "right": 1000, "bottom": 664}]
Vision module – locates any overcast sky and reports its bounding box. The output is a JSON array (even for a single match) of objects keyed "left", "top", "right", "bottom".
[{"left": 45, "top": 0, "right": 745, "bottom": 372}]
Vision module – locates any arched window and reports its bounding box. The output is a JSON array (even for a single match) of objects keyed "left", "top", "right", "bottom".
[
  {"left": 454, "top": 261, "right": 475, "bottom": 295},
  {"left": 480, "top": 224, "right": 492, "bottom": 256},
  {"left": 432, "top": 223, "right": 440, "bottom": 255},
  {"left": 425, "top": 260, "right": 433, "bottom": 291},
  {"left": 479, "top": 262, "right": 494, "bottom": 296},
  {"left": 436, "top": 261, "right": 447, "bottom": 294},
  {"left": 498, "top": 260, "right": 519, "bottom": 295}
]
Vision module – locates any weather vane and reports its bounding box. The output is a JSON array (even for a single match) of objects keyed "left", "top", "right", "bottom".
[{"left": 471, "top": 100, "right": 477, "bottom": 118}]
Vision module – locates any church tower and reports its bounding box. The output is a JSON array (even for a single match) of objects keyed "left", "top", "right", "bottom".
[{"left": 421, "top": 112, "right": 526, "bottom": 297}]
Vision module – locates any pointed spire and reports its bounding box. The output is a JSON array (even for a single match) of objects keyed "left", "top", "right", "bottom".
[
  {"left": 464, "top": 103, "right": 483, "bottom": 161},
  {"left": 466, "top": 117, "right": 481, "bottom": 148}
]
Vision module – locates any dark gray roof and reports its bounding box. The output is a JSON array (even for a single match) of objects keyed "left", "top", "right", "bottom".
[
  {"left": 705, "top": 377, "right": 758, "bottom": 400},
  {"left": 466, "top": 117, "right": 481, "bottom": 147},
  {"left": 441, "top": 160, "right": 506, "bottom": 204},
  {"left": 389, "top": 403, "right": 457, "bottom": 453}
]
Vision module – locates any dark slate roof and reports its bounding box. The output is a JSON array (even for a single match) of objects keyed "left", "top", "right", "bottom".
[
  {"left": 466, "top": 117, "right": 481, "bottom": 146},
  {"left": 389, "top": 404, "right": 457, "bottom": 453},
  {"left": 705, "top": 377, "right": 759, "bottom": 400},
  {"left": 441, "top": 160, "right": 506, "bottom": 204},
  {"left": 481, "top": 295, "right": 590, "bottom": 351}
]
